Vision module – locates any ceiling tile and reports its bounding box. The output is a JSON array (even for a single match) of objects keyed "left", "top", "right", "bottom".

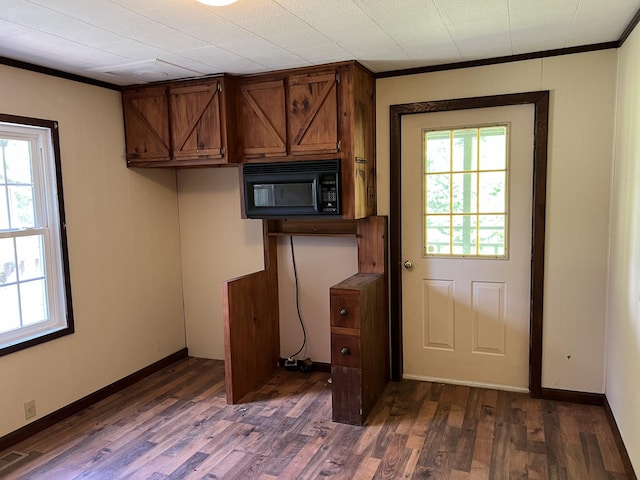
[
  {"left": 434, "top": 0, "right": 509, "bottom": 25},
  {"left": 0, "top": 0, "right": 637, "bottom": 83}
]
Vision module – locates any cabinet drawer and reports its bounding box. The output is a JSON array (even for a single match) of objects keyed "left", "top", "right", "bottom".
[
  {"left": 331, "top": 334, "right": 361, "bottom": 368},
  {"left": 330, "top": 294, "right": 360, "bottom": 329}
]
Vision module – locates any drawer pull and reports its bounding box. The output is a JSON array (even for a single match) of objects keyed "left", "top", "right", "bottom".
[
  {"left": 340, "top": 347, "right": 351, "bottom": 356},
  {"left": 339, "top": 308, "right": 349, "bottom": 316}
]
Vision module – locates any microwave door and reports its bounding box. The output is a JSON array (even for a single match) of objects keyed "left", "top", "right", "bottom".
[
  {"left": 252, "top": 182, "right": 315, "bottom": 208},
  {"left": 253, "top": 184, "right": 275, "bottom": 207},
  {"left": 276, "top": 182, "right": 315, "bottom": 207}
]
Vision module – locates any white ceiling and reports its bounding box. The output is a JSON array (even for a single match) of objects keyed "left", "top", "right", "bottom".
[{"left": 0, "top": 0, "right": 638, "bottom": 86}]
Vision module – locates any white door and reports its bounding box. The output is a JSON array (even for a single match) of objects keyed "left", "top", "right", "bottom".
[{"left": 401, "top": 105, "right": 534, "bottom": 391}]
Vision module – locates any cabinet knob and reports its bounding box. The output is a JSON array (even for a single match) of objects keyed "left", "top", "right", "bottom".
[
  {"left": 339, "top": 308, "right": 349, "bottom": 316},
  {"left": 340, "top": 347, "right": 351, "bottom": 356}
]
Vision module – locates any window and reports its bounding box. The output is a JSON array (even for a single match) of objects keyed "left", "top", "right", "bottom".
[
  {"left": 424, "top": 125, "right": 508, "bottom": 257},
  {"left": 0, "top": 114, "right": 73, "bottom": 356}
]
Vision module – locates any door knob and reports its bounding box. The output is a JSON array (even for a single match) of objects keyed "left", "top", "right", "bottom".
[{"left": 403, "top": 260, "right": 414, "bottom": 270}]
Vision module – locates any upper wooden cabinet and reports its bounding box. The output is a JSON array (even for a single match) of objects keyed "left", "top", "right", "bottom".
[
  {"left": 238, "top": 79, "right": 287, "bottom": 159},
  {"left": 121, "top": 62, "right": 376, "bottom": 219},
  {"left": 122, "top": 75, "right": 237, "bottom": 167},
  {"left": 122, "top": 86, "right": 171, "bottom": 163},
  {"left": 239, "top": 71, "right": 339, "bottom": 159},
  {"left": 237, "top": 62, "right": 376, "bottom": 219}
]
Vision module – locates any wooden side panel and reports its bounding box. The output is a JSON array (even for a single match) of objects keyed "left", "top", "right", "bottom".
[
  {"left": 170, "top": 82, "right": 224, "bottom": 162},
  {"left": 357, "top": 215, "right": 387, "bottom": 274},
  {"left": 288, "top": 71, "right": 338, "bottom": 155},
  {"left": 337, "top": 63, "right": 376, "bottom": 219},
  {"left": 352, "top": 65, "right": 377, "bottom": 218},
  {"left": 361, "top": 275, "right": 389, "bottom": 419},
  {"left": 122, "top": 86, "right": 171, "bottom": 163},
  {"left": 331, "top": 366, "right": 363, "bottom": 425},
  {"left": 223, "top": 235, "right": 279, "bottom": 404},
  {"left": 239, "top": 79, "right": 287, "bottom": 159}
]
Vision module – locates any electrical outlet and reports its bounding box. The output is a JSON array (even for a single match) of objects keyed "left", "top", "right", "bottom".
[{"left": 24, "top": 400, "right": 36, "bottom": 420}]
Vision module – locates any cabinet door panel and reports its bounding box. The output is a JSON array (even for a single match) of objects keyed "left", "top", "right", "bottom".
[
  {"left": 331, "top": 366, "right": 363, "bottom": 425},
  {"left": 170, "top": 83, "right": 224, "bottom": 162},
  {"left": 240, "top": 80, "right": 287, "bottom": 158},
  {"left": 288, "top": 72, "right": 338, "bottom": 155},
  {"left": 123, "top": 87, "right": 171, "bottom": 162}
]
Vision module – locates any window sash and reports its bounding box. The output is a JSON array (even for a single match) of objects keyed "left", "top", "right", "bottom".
[{"left": 0, "top": 117, "right": 72, "bottom": 355}]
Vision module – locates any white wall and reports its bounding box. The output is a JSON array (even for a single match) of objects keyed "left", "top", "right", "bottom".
[
  {"left": 607, "top": 25, "right": 640, "bottom": 472},
  {"left": 277, "top": 236, "right": 358, "bottom": 363},
  {"left": 176, "top": 167, "right": 264, "bottom": 359},
  {"left": 177, "top": 167, "right": 358, "bottom": 362},
  {"left": 376, "top": 50, "right": 617, "bottom": 393},
  {"left": 0, "top": 65, "right": 186, "bottom": 438}
]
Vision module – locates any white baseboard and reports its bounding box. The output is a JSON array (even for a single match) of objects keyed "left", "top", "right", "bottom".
[{"left": 402, "top": 374, "right": 530, "bottom": 393}]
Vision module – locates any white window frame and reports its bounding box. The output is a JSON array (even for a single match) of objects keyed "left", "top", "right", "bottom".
[{"left": 0, "top": 115, "right": 73, "bottom": 356}]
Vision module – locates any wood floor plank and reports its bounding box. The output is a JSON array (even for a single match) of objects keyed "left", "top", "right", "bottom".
[
  {"left": 489, "top": 390, "right": 511, "bottom": 480},
  {"left": 0, "top": 358, "right": 633, "bottom": 480},
  {"left": 352, "top": 456, "right": 381, "bottom": 480},
  {"left": 374, "top": 432, "right": 411, "bottom": 479}
]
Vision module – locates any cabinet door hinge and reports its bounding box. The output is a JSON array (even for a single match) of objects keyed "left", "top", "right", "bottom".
[
  {"left": 335, "top": 72, "right": 341, "bottom": 83},
  {"left": 336, "top": 140, "right": 342, "bottom": 152},
  {"left": 217, "top": 82, "right": 222, "bottom": 92},
  {"left": 220, "top": 147, "right": 225, "bottom": 156}
]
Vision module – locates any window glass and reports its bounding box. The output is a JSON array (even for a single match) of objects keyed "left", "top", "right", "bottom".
[{"left": 424, "top": 125, "right": 508, "bottom": 258}]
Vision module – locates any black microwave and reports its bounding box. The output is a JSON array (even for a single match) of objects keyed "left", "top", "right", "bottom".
[{"left": 243, "top": 159, "right": 341, "bottom": 219}]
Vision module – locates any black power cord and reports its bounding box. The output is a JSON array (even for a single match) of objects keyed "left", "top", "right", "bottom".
[{"left": 287, "top": 235, "right": 307, "bottom": 360}]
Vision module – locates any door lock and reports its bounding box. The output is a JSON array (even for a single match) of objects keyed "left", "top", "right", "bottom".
[{"left": 403, "top": 260, "right": 414, "bottom": 270}]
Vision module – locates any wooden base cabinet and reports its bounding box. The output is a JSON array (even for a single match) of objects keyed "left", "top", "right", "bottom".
[{"left": 330, "top": 273, "right": 388, "bottom": 425}]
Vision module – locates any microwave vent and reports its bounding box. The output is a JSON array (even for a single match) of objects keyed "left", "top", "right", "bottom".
[{"left": 243, "top": 160, "right": 340, "bottom": 175}]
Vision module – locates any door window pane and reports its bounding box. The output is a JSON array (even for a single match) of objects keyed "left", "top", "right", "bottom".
[
  {"left": 425, "top": 131, "right": 451, "bottom": 173},
  {"left": 452, "top": 215, "right": 477, "bottom": 255},
  {"left": 424, "top": 125, "right": 509, "bottom": 258},
  {"left": 452, "top": 129, "right": 478, "bottom": 171},
  {"left": 425, "top": 216, "right": 451, "bottom": 255},
  {"left": 452, "top": 173, "right": 477, "bottom": 213},
  {"left": 425, "top": 174, "right": 450, "bottom": 213},
  {"left": 478, "top": 171, "right": 506, "bottom": 212}
]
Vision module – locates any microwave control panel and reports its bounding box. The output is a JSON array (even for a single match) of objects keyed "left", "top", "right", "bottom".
[{"left": 319, "top": 174, "right": 340, "bottom": 213}]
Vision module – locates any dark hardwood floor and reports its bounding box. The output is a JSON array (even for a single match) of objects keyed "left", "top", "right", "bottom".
[{"left": 0, "top": 357, "right": 631, "bottom": 479}]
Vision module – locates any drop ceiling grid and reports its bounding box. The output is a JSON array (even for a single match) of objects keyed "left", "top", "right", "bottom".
[{"left": 0, "top": 0, "right": 637, "bottom": 85}]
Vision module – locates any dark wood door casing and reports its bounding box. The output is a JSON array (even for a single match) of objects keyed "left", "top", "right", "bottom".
[{"left": 389, "top": 91, "right": 550, "bottom": 398}]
